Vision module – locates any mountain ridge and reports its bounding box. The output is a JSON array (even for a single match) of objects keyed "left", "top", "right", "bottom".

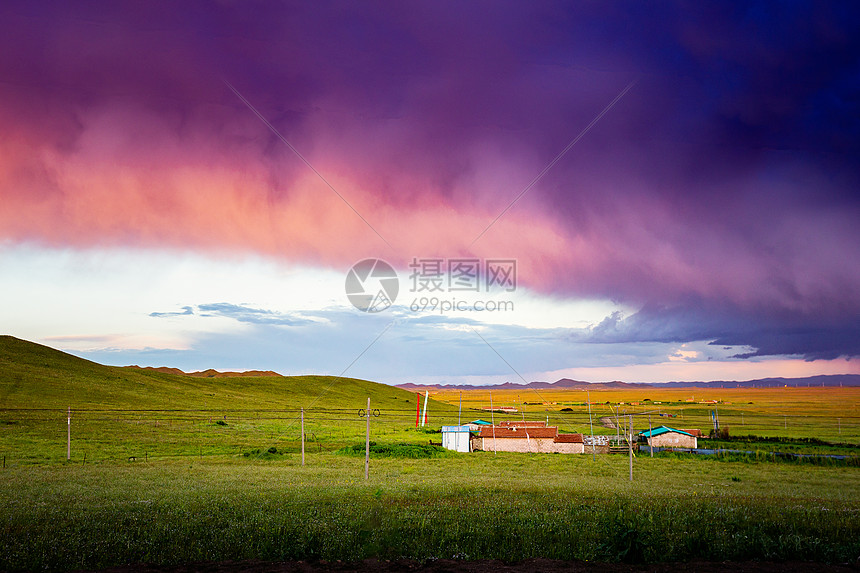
[
  {"left": 397, "top": 374, "right": 860, "bottom": 391},
  {"left": 125, "top": 365, "right": 283, "bottom": 378}
]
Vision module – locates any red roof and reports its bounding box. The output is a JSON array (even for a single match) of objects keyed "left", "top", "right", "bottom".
[
  {"left": 499, "top": 420, "right": 547, "bottom": 427},
  {"left": 478, "top": 426, "right": 559, "bottom": 439},
  {"left": 553, "top": 433, "right": 583, "bottom": 443},
  {"left": 679, "top": 429, "right": 703, "bottom": 437}
]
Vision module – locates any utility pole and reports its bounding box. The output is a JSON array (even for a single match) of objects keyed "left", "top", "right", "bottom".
[
  {"left": 67, "top": 406, "right": 71, "bottom": 461},
  {"left": 458, "top": 392, "right": 462, "bottom": 426},
  {"left": 365, "top": 397, "right": 371, "bottom": 480},
  {"left": 628, "top": 415, "right": 633, "bottom": 482},
  {"left": 648, "top": 414, "right": 653, "bottom": 458},
  {"left": 301, "top": 407, "right": 305, "bottom": 466},
  {"left": 586, "top": 390, "right": 595, "bottom": 461},
  {"left": 490, "top": 392, "right": 497, "bottom": 455}
]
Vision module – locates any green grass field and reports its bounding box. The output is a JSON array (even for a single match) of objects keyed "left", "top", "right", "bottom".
[
  {"left": 0, "top": 335, "right": 459, "bottom": 465},
  {"left": 431, "top": 385, "right": 860, "bottom": 444},
  {"left": 2, "top": 336, "right": 860, "bottom": 570},
  {"left": 3, "top": 454, "right": 860, "bottom": 570}
]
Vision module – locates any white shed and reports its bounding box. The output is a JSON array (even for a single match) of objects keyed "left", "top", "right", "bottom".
[{"left": 441, "top": 425, "right": 471, "bottom": 452}]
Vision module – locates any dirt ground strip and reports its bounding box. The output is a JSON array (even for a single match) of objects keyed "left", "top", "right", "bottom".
[{"left": 80, "top": 558, "right": 860, "bottom": 573}]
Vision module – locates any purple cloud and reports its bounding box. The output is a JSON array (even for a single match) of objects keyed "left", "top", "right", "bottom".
[{"left": 1, "top": 1, "right": 858, "bottom": 360}]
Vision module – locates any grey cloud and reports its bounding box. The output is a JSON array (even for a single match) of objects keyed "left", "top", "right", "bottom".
[
  {"left": 196, "top": 303, "right": 314, "bottom": 326},
  {"left": 149, "top": 306, "right": 194, "bottom": 318}
]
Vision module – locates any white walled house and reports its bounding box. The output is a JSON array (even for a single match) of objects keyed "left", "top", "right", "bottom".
[
  {"left": 552, "top": 433, "right": 585, "bottom": 454},
  {"left": 472, "top": 426, "right": 585, "bottom": 454},
  {"left": 639, "top": 426, "right": 698, "bottom": 449}
]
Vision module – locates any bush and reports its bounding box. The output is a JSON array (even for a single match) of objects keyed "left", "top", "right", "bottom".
[
  {"left": 336, "top": 442, "right": 449, "bottom": 458},
  {"left": 242, "top": 447, "right": 284, "bottom": 459},
  {"left": 411, "top": 427, "right": 440, "bottom": 434}
]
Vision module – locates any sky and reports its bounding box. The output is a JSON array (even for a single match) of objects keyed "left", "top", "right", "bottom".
[{"left": 1, "top": 1, "right": 859, "bottom": 385}]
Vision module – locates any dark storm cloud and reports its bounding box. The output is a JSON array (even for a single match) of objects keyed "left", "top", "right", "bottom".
[
  {"left": 585, "top": 301, "right": 860, "bottom": 360},
  {"left": 1, "top": 1, "right": 859, "bottom": 360}
]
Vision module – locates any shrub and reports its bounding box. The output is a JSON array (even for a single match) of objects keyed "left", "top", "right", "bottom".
[{"left": 336, "top": 442, "right": 449, "bottom": 458}]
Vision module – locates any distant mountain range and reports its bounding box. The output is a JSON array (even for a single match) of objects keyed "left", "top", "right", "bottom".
[
  {"left": 125, "top": 365, "right": 283, "bottom": 378},
  {"left": 397, "top": 374, "right": 860, "bottom": 391},
  {"left": 397, "top": 379, "right": 646, "bottom": 391}
]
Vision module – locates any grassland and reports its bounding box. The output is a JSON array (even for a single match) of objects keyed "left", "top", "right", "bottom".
[
  {"left": 2, "top": 336, "right": 860, "bottom": 570},
  {"left": 3, "top": 453, "right": 860, "bottom": 570},
  {"left": 430, "top": 386, "right": 860, "bottom": 445},
  {"left": 0, "top": 335, "right": 458, "bottom": 464}
]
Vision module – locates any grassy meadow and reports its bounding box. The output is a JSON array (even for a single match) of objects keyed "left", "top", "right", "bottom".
[
  {"left": 3, "top": 452, "right": 860, "bottom": 570},
  {"left": 0, "top": 335, "right": 458, "bottom": 464},
  {"left": 2, "top": 336, "right": 860, "bottom": 570},
  {"left": 430, "top": 386, "right": 860, "bottom": 445}
]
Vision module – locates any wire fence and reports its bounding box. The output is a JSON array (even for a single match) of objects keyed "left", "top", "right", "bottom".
[{"left": 1, "top": 404, "right": 858, "bottom": 467}]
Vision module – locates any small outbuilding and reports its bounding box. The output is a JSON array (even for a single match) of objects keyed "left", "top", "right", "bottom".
[
  {"left": 441, "top": 425, "right": 472, "bottom": 452},
  {"left": 552, "top": 433, "right": 585, "bottom": 454},
  {"left": 639, "top": 426, "right": 698, "bottom": 449}
]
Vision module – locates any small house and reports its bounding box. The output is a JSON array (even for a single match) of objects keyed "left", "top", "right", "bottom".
[
  {"left": 552, "top": 433, "right": 584, "bottom": 454},
  {"left": 472, "top": 425, "right": 587, "bottom": 454},
  {"left": 475, "top": 425, "right": 558, "bottom": 453},
  {"left": 466, "top": 419, "right": 493, "bottom": 431},
  {"left": 639, "top": 426, "right": 697, "bottom": 449}
]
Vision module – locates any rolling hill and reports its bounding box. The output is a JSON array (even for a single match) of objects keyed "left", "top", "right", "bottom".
[{"left": 0, "top": 335, "right": 424, "bottom": 412}]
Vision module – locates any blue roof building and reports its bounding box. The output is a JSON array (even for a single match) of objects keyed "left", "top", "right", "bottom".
[{"left": 638, "top": 425, "right": 698, "bottom": 449}]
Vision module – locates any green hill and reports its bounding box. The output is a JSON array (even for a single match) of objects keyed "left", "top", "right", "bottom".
[
  {"left": 0, "top": 336, "right": 455, "bottom": 463},
  {"left": 0, "top": 335, "right": 423, "bottom": 411}
]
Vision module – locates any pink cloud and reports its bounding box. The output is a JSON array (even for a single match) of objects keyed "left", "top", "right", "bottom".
[
  {"left": 2, "top": 93, "right": 859, "bottom": 324},
  {"left": 1, "top": 0, "right": 859, "bottom": 361}
]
